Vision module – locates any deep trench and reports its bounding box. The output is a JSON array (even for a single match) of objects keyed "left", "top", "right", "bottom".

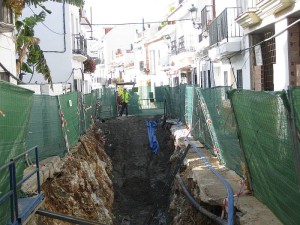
[{"left": 99, "top": 116, "right": 174, "bottom": 225}]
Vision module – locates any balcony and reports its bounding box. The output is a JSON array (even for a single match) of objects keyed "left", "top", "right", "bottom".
[
  {"left": 94, "top": 58, "right": 105, "bottom": 65},
  {"left": 177, "top": 35, "right": 196, "bottom": 53},
  {"left": 235, "top": 0, "right": 261, "bottom": 28},
  {"left": 201, "top": 5, "right": 214, "bottom": 31},
  {"left": 257, "top": 0, "right": 295, "bottom": 19},
  {"left": 0, "top": 0, "right": 14, "bottom": 32},
  {"left": 208, "top": 8, "right": 242, "bottom": 60},
  {"left": 72, "top": 34, "right": 87, "bottom": 62},
  {"left": 171, "top": 40, "right": 177, "bottom": 55},
  {"left": 208, "top": 7, "right": 242, "bottom": 46}
]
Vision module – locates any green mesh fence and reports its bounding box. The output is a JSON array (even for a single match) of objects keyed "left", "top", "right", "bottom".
[
  {"left": 191, "top": 87, "right": 214, "bottom": 152},
  {"left": 0, "top": 81, "right": 34, "bottom": 225},
  {"left": 196, "top": 87, "right": 244, "bottom": 176},
  {"left": 98, "top": 88, "right": 117, "bottom": 119},
  {"left": 230, "top": 90, "right": 300, "bottom": 225},
  {"left": 185, "top": 86, "right": 194, "bottom": 128},
  {"left": 155, "top": 86, "right": 164, "bottom": 102},
  {"left": 91, "top": 90, "right": 98, "bottom": 120},
  {"left": 84, "top": 93, "right": 93, "bottom": 130},
  {"left": 160, "top": 85, "right": 186, "bottom": 121},
  {"left": 289, "top": 87, "right": 300, "bottom": 175},
  {"left": 26, "top": 95, "right": 65, "bottom": 160},
  {"left": 59, "top": 92, "right": 80, "bottom": 148}
]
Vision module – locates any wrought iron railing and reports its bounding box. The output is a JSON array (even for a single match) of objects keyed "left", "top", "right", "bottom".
[
  {"left": 237, "top": 0, "right": 258, "bottom": 12},
  {"left": 208, "top": 7, "right": 242, "bottom": 46},
  {"left": 177, "top": 35, "right": 196, "bottom": 53},
  {"left": 72, "top": 34, "right": 87, "bottom": 56},
  {"left": 171, "top": 40, "right": 177, "bottom": 55},
  {"left": 201, "top": 5, "right": 213, "bottom": 31},
  {"left": 0, "top": 0, "right": 13, "bottom": 24}
]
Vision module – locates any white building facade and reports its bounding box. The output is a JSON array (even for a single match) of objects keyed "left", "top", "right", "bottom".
[
  {"left": 21, "top": 2, "right": 99, "bottom": 94},
  {"left": 0, "top": 1, "right": 17, "bottom": 84}
]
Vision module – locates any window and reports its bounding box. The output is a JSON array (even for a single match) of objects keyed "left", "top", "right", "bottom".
[
  {"left": 224, "top": 71, "right": 228, "bottom": 86},
  {"left": 208, "top": 70, "right": 211, "bottom": 88},
  {"left": 0, "top": 1, "right": 13, "bottom": 24},
  {"left": 237, "top": 69, "right": 243, "bottom": 88},
  {"left": 139, "top": 61, "right": 144, "bottom": 71},
  {"left": 203, "top": 71, "right": 206, "bottom": 88},
  {"left": 0, "top": 72, "right": 9, "bottom": 82},
  {"left": 171, "top": 40, "right": 177, "bottom": 54},
  {"left": 158, "top": 50, "right": 161, "bottom": 65}
]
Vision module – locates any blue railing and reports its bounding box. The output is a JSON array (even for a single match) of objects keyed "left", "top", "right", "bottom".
[{"left": 0, "top": 146, "right": 43, "bottom": 225}]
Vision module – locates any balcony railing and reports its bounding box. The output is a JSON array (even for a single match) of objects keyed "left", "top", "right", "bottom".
[
  {"left": 72, "top": 34, "right": 87, "bottom": 56},
  {"left": 208, "top": 7, "right": 242, "bottom": 46},
  {"left": 237, "top": 0, "right": 258, "bottom": 13},
  {"left": 177, "top": 35, "right": 196, "bottom": 53},
  {"left": 94, "top": 58, "right": 105, "bottom": 65},
  {"left": 171, "top": 40, "right": 177, "bottom": 55},
  {"left": 201, "top": 5, "right": 213, "bottom": 31},
  {"left": 0, "top": 0, "right": 13, "bottom": 25}
]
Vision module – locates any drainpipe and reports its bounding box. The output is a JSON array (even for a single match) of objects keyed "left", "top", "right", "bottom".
[
  {"left": 212, "top": 0, "right": 216, "bottom": 18},
  {"left": 43, "top": 0, "right": 66, "bottom": 53}
]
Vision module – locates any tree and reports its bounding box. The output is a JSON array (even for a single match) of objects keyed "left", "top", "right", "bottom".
[
  {"left": 16, "top": 11, "right": 53, "bottom": 84},
  {"left": 83, "top": 57, "right": 96, "bottom": 74},
  {"left": 4, "top": 0, "right": 83, "bottom": 16}
]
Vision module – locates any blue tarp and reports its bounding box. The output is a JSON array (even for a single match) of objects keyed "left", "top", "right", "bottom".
[{"left": 146, "top": 120, "right": 159, "bottom": 154}]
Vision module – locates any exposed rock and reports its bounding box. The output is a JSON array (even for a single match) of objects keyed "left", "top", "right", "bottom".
[{"left": 34, "top": 129, "right": 114, "bottom": 225}]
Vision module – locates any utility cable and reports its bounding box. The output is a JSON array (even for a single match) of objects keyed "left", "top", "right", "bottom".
[
  {"left": 176, "top": 174, "right": 227, "bottom": 225},
  {"left": 28, "top": 6, "right": 65, "bottom": 35},
  {"left": 81, "top": 18, "right": 192, "bottom": 26},
  {"left": 175, "top": 93, "right": 235, "bottom": 224},
  {"left": 229, "top": 18, "right": 300, "bottom": 60}
]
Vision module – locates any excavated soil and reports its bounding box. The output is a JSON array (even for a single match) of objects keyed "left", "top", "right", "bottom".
[
  {"left": 29, "top": 116, "right": 218, "bottom": 225},
  {"left": 99, "top": 116, "right": 175, "bottom": 225},
  {"left": 36, "top": 130, "right": 114, "bottom": 225}
]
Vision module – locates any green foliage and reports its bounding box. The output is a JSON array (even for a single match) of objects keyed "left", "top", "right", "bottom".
[
  {"left": 83, "top": 57, "right": 96, "bottom": 74},
  {"left": 24, "top": 0, "right": 83, "bottom": 7},
  {"left": 16, "top": 11, "right": 52, "bottom": 85},
  {"left": 169, "top": 6, "right": 175, "bottom": 13}
]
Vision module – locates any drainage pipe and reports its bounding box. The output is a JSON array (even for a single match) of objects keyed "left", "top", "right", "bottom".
[
  {"left": 176, "top": 174, "right": 226, "bottom": 225},
  {"left": 185, "top": 138, "right": 234, "bottom": 225}
]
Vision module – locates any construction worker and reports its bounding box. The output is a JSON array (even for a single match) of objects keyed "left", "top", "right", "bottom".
[{"left": 119, "top": 88, "right": 130, "bottom": 116}]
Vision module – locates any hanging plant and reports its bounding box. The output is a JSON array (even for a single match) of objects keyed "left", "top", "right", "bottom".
[{"left": 83, "top": 57, "right": 96, "bottom": 73}]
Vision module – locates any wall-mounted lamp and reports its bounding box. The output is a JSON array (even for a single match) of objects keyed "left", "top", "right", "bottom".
[{"left": 189, "top": 4, "right": 202, "bottom": 29}]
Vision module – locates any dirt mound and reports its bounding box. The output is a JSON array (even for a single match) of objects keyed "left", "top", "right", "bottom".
[{"left": 37, "top": 129, "right": 114, "bottom": 225}]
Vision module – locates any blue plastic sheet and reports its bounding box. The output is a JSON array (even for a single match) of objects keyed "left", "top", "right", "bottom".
[{"left": 146, "top": 120, "right": 159, "bottom": 154}]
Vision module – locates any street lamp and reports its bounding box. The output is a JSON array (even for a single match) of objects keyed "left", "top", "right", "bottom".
[{"left": 189, "top": 4, "right": 201, "bottom": 29}]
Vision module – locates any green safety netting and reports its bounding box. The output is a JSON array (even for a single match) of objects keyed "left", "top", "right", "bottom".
[
  {"left": 0, "top": 81, "right": 34, "bottom": 225},
  {"left": 159, "top": 85, "right": 186, "bottom": 121},
  {"left": 59, "top": 92, "right": 80, "bottom": 148},
  {"left": 98, "top": 88, "right": 117, "bottom": 119},
  {"left": 230, "top": 90, "right": 300, "bottom": 225},
  {"left": 289, "top": 87, "right": 300, "bottom": 175},
  {"left": 195, "top": 87, "right": 244, "bottom": 176},
  {"left": 26, "top": 95, "right": 65, "bottom": 160},
  {"left": 84, "top": 93, "right": 94, "bottom": 130},
  {"left": 185, "top": 86, "right": 194, "bottom": 129},
  {"left": 191, "top": 87, "right": 214, "bottom": 152}
]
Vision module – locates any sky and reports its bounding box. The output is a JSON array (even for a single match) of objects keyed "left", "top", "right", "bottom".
[{"left": 84, "top": 0, "right": 170, "bottom": 25}]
